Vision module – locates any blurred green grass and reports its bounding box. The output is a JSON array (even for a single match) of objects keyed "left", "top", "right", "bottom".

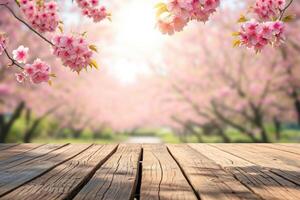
[{"left": 5, "top": 116, "right": 300, "bottom": 143}]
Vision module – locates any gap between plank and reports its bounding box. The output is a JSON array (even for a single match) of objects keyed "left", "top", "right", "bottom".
[
  {"left": 166, "top": 146, "right": 201, "bottom": 200},
  {"left": 65, "top": 144, "right": 119, "bottom": 200},
  {"left": 134, "top": 147, "right": 143, "bottom": 200}
]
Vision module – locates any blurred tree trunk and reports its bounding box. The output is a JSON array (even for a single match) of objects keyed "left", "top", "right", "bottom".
[
  {"left": 211, "top": 102, "right": 260, "bottom": 142},
  {"left": 0, "top": 102, "right": 25, "bottom": 143},
  {"left": 273, "top": 117, "right": 282, "bottom": 141},
  {"left": 23, "top": 106, "right": 59, "bottom": 143},
  {"left": 72, "top": 129, "right": 83, "bottom": 139},
  {"left": 252, "top": 106, "right": 269, "bottom": 143},
  {"left": 216, "top": 126, "right": 230, "bottom": 143},
  {"left": 293, "top": 94, "right": 300, "bottom": 125}
]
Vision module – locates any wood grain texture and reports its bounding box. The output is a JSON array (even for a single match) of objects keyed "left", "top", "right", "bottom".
[
  {"left": 0, "top": 144, "right": 43, "bottom": 160},
  {"left": 0, "top": 144, "right": 65, "bottom": 170},
  {"left": 1, "top": 144, "right": 117, "bottom": 200},
  {"left": 263, "top": 144, "right": 300, "bottom": 155},
  {"left": 0, "top": 144, "right": 90, "bottom": 197},
  {"left": 141, "top": 144, "right": 197, "bottom": 200},
  {"left": 73, "top": 144, "right": 141, "bottom": 200},
  {"left": 167, "top": 144, "right": 259, "bottom": 200},
  {"left": 190, "top": 144, "right": 300, "bottom": 200},
  {"left": 0, "top": 144, "right": 19, "bottom": 151},
  {"left": 211, "top": 144, "right": 300, "bottom": 185},
  {"left": 0, "top": 143, "right": 299, "bottom": 200}
]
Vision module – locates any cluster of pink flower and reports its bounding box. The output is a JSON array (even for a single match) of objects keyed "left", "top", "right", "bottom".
[
  {"left": 12, "top": 45, "right": 52, "bottom": 84},
  {"left": 156, "top": 0, "right": 220, "bottom": 35},
  {"left": 235, "top": 0, "right": 288, "bottom": 51},
  {"left": 253, "top": 0, "right": 286, "bottom": 20},
  {"left": 52, "top": 34, "right": 95, "bottom": 73},
  {"left": 0, "top": 33, "right": 8, "bottom": 56},
  {"left": 16, "top": 59, "right": 52, "bottom": 84},
  {"left": 19, "top": 0, "right": 60, "bottom": 33},
  {"left": 76, "top": 0, "right": 109, "bottom": 22},
  {"left": 238, "top": 20, "right": 285, "bottom": 51}
]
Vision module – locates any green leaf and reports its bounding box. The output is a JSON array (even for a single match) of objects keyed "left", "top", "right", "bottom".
[
  {"left": 15, "top": 0, "right": 20, "bottom": 7},
  {"left": 89, "top": 45, "right": 98, "bottom": 53},
  {"left": 89, "top": 59, "right": 99, "bottom": 69},
  {"left": 237, "top": 15, "right": 248, "bottom": 23},
  {"left": 233, "top": 39, "right": 241, "bottom": 48},
  {"left": 282, "top": 14, "right": 295, "bottom": 22},
  {"left": 232, "top": 32, "right": 240, "bottom": 37},
  {"left": 155, "top": 3, "right": 168, "bottom": 18}
]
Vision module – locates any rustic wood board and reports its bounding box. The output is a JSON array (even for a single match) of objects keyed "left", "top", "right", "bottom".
[
  {"left": 263, "top": 144, "right": 300, "bottom": 155},
  {"left": 210, "top": 144, "right": 300, "bottom": 185},
  {"left": 1, "top": 144, "right": 117, "bottom": 200},
  {"left": 73, "top": 144, "right": 141, "bottom": 200},
  {"left": 0, "top": 144, "right": 65, "bottom": 170},
  {"left": 0, "top": 144, "right": 43, "bottom": 160},
  {"left": 141, "top": 144, "right": 197, "bottom": 200},
  {"left": 0, "top": 144, "right": 19, "bottom": 151},
  {"left": 190, "top": 144, "right": 300, "bottom": 200},
  {"left": 0, "top": 144, "right": 90, "bottom": 197},
  {"left": 167, "top": 144, "right": 259, "bottom": 200},
  {"left": 0, "top": 143, "right": 299, "bottom": 200}
]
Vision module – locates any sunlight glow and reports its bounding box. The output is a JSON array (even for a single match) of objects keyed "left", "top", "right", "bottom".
[
  {"left": 106, "top": 0, "right": 164, "bottom": 84},
  {"left": 115, "top": 0, "right": 163, "bottom": 50}
]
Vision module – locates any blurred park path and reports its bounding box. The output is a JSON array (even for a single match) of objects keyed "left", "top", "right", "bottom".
[{"left": 125, "top": 136, "right": 162, "bottom": 143}]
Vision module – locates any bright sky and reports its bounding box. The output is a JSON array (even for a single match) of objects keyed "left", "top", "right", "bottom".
[{"left": 105, "top": 0, "right": 165, "bottom": 84}]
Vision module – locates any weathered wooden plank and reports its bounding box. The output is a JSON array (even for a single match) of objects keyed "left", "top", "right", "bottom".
[
  {"left": 190, "top": 144, "right": 300, "bottom": 200},
  {"left": 271, "top": 144, "right": 300, "bottom": 155},
  {"left": 73, "top": 144, "right": 141, "bottom": 200},
  {"left": 0, "top": 144, "right": 43, "bottom": 160},
  {"left": 167, "top": 144, "right": 259, "bottom": 200},
  {"left": 0, "top": 144, "right": 19, "bottom": 151},
  {"left": 1, "top": 144, "right": 117, "bottom": 200},
  {"left": 0, "top": 144, "right": 90, "bottom": 197},
  {"left": 211, "top": 144, "right": 300, "bottom": 185},
  {"left": 141, "top": 144, "right": 197, "bottom": 200},
  {"left": 0, "top": 144, "right": 66, "bottom": 170}
]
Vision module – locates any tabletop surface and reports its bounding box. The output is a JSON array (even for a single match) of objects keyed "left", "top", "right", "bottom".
[{"left": 0, "top": 143, "right": 299, "bottom": 200}]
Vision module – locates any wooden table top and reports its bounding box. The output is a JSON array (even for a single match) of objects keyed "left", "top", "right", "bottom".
[{"left": 0, "top": 143, "right": 299, "bottom": 200}]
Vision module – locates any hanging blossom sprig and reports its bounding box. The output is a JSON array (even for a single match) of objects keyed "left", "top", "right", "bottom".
[
  {"left": 0, "top": 0, "right": 100, "bottom": 85},
  {"left": 75, "top": 0, "right": 111, "bottom": 22},
  {"left": 0, "top": 33, "right": 54, "bottom": 84},
  {"left": 155, "top": 0, "right": 220, "bottom": 35},
  {"left": 233, "top": 0, "right": 295, "bottom": 52}
]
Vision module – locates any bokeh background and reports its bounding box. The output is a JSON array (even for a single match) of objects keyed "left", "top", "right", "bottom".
[{"left": 1, "top": 0, "right": 300, "bottom": 143}]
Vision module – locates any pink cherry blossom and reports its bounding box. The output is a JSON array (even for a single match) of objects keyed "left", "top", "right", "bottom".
[
  {"left": 19, "top": 0, "right": 60, "bottom": 33},
  {"left": 23, "top": 59, "right": 52, "bottom": 84},
  {"left": 12, "top": 45, "right": 29, "bottom": 63},
  {"left": 0, "top": 33, "right": 8, "bottom": 56},
  {"left": 156, "top": 0, "right": 220, "bottom": 34},
  {"left": 253, "top": 0, "right": 286, "bottom": 20},
  {"left": 52, "top": 34, "right": 94, "bottom": 72},
  {"left": 237, "top": 20, "right": 285, "bottom": 51},
  {"left": 15, "top": 73, "right": 26, "bottom": 83},
  {"left": 75, "top": 0, "right": 109, "bottom": 23},
  {"left": 157, "top": 13, "right": 188, "bottom": 35}
]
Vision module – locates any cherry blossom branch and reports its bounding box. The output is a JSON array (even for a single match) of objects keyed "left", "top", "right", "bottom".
[
  {"left": 0, "top": 3, "right": 54, "bottom": 46},
  {"left": 3, "top": 48, "right": 24, "bottom": 70},
  {"left": 279, "top": 0, "right": 294, "bottom": 20}
]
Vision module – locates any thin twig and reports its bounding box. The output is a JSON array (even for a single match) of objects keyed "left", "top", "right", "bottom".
[
  {"left": 0, "top": 3, "right": 54, "bottom": 46},
  {"left": 279, "top": 0, "right": 294, "bottom": 20},
  {"left": 3, "top": 48, "right": 24, "bottom": 70}
]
